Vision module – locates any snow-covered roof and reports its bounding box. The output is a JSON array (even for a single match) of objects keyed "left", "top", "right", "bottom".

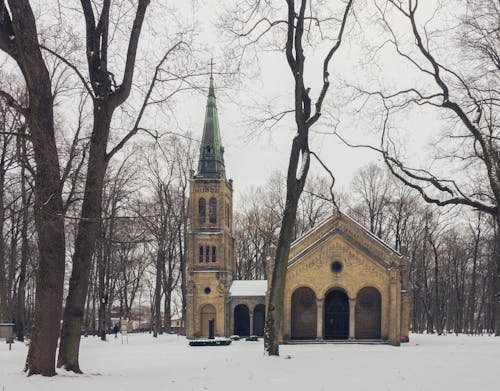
[{"left": 229, "top": 280, "right": 267, "bottom": 297}]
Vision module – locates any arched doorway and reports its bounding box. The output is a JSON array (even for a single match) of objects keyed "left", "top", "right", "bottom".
[
  {"left": 200, "top": 304, "right": 216, "bottom": 337},
  {"left": 253, "top": 304, "right": 265, "bottom": 336},
  {"left": 324, "top": 289, "right": 349, "bottom": 340},
  {"left": 291, "top": 287, "right": 317, "bottom": 339},
  {"left": 234, "top": 304, "right": 250, "bottom": 336},
  {"left": 355, "top": 287, "right": 381, "bottom": 339}
]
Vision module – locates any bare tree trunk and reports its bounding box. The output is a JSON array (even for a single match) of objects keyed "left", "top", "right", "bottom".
[
  {"left": 265, "top": 192, "right": 300, "bottom": 355},
  {"left": 430, "top": 237, "right": 443, "bottom": 334},
  {"left": 153, "top": 249, "right": 163, "bottom": 337},
  {"left": 58, "top": 110, "right": 111, "bottom": 372},
  {"left": 468, "top": 215, "right": 481, "bottom": 333},
  {"left": 1, "top": 0, "right": 67, "bottom": 377},
  {"left": 494, "top": 214, "right": 500, "bottom": 336},
  {"left": 0, "top": 161, "right": 7, "bottom": 322},
  {"left": 57, "top": 0, "right": 150, "bottom": 371},
  {"left": 263, "top": 0, "right": 353, "bottom": 355},
  {"left": 16, "top": 156, "right": 30, "bottom": 341}
]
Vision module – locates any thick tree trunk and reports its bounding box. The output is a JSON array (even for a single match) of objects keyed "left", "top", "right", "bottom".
[
  {"left": 0, "top": 168, "right": 7, "bottom": 322},
  {"left": 0, "top": 0, "right": 67, "bottom": 377},
  {"left": 494, "top": 214, "right": 500, "bottom": 336},
  {"left": 57, "top": 109, "right": 111, "bottom": 372},
  {"left": 264, "top": 194, "right": 299, "bottom": 355}
]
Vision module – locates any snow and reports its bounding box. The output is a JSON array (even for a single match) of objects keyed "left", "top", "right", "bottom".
[
  {"left": 1, "top": 333, "right": 500, "bottom": 391},
  {"left": 296, "top": 150, "right": 309, "bottom": 181},
  {"left": 230, "top": 280, "right": 267, "bottom": 296}
]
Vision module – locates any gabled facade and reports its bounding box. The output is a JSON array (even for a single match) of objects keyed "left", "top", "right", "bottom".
[{"left": 279, "top": 211, "right": 410, "bottom": 345}]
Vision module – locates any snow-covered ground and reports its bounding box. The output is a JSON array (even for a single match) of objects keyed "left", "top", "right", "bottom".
[{"left": 1, "top": 333, "right": 499, "bottom": 391}]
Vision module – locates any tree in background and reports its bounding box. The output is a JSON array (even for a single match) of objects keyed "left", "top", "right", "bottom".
[{"left": 346, "top": 0, "right": 499, "bottom": 334}]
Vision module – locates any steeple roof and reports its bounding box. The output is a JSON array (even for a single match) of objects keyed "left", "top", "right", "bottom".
[{"left": 196, "top": 74, "right": 225, "bottom": 177}]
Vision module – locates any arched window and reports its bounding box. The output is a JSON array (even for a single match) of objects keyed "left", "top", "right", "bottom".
[
  {"left": 205, "top": 245, "right": 210, "bottom": 263},
  {"left": 212, "top": 246, "right": 216, "bottom": 262},
  {"left": 199, "top": 246, "right": 203, "bottom": 263},
  {"left": 209, "top": 197, "right": 217, "bottom": 224},
  {"left": 198, "top": 198, "right": 206, "bottom": 224}
]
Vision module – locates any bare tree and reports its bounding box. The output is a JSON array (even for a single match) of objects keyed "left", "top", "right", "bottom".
[
  {"left": 348, "top": 0, "right": 500, "bottom": 334},
  {"left": 349, "top": 163, "right": 392, "bottom": 240},
  {"left": 0, "top": 1, "right": 67, "bottom": 376},
  {"left": 223, "top": 0, "right": 354, "bottom": 355}
]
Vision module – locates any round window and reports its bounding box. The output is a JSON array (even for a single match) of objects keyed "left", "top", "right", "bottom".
[
  {"left": 331, "top": 261, "right": 343, "bottom": 273},
  {"left": 204, "top": 286, "right": 211, "bottom": 295}
]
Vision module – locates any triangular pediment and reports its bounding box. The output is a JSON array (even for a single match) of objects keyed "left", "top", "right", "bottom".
[{"left": 287, "top": 211, "right": 404, "bottom": 272}]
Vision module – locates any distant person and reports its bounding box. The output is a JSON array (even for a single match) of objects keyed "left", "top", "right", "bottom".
[{"left": 113, "top": 324, "right": 119, "bottom": 338}]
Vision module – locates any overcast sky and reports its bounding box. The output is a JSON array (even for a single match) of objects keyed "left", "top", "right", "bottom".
[
  {"left": 0, "top": 1, "right": 470, "bottom": 203},
  {"left": 173, "top": 0, "right": 444, "bottom": 198}
]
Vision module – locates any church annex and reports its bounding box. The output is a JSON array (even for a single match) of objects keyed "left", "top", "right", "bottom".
[{"left": 185, "top": 75, "right": 410, "bottom": 345}]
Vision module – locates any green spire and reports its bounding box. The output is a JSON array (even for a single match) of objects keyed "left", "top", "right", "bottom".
[{"left": 197, "top": 73, "right": 225, "bottom": 177}]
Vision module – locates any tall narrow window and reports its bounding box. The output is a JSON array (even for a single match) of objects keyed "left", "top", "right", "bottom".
[
  {"left": 225, "top": 203, "right": 230, "bottom": 227},
  {"left": 209, "top": 197, "right": 217, "bottom": 224},
  {"left": 212, "top": 246, "right": 216, "bottom": 263},
  {"left": 198, "top": 198, "right": 206, "bottom": 224},
  {"left": 205, "top": 245, "right": 210, "bottom": 263},
  {"left": 199, "top": 246, "right": 203, "bottom": 263}
]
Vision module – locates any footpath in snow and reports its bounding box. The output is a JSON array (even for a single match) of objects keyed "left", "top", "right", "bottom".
[{"left": 1, "top": 333, "right": 499, "bottom": 391}]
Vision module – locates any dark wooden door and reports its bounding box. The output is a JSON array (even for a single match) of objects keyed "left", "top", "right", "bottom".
[
  {"left": 291, "top": 287, "right": 317, "bottom": 339},
  {"left": 355, "top": 287, "right": 381, "bottom": 339},
  {"left": 324, "top": 290, "right": 349, "bottom": 340}
]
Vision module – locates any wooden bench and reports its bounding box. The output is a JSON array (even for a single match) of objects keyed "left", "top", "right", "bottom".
[{"left": 0, "top": 323, "right": 14, "bottom": 350}]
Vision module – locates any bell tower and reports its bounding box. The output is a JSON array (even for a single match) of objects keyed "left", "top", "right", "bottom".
[{"left": 185, "top": 70, "right": 235, "bottom": 338}]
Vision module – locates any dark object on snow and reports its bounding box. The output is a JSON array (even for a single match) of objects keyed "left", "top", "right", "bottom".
[
  {"left": 113, "top": 324, "right": 119, "bottom": 338},
  {"left": 0, "top": 323, "right": 14, "bottom": 350},
  {"left": 208, "top": 317, "right": 215, "bottom": 339},
  {"left": 245, "top": 335, "right": 258, "bottom": 341},
  {"left": 189, "top": 338, "right": 232, "bottom": 347},
  {"left": 230, "top": 335, "right": 240, "bottom": 341}
]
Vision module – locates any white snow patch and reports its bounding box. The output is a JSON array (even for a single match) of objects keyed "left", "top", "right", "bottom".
[
  {"left": 1, "top": 333, "right": 499, "bottom": 391},
  {"left": 296, "top": 150, "right": 309, "bottom": 181},
  {"left": 229, "top": 280, "right": 267, "bottom": 296}
]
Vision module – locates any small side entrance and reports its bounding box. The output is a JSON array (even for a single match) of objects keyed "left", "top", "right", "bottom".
[
  {"left": 234, "top": 304, "right": 250, "bottom": 336},
  {"left": 324, "top": 289, "right": 349, "bottom": 340},
  {"left": 253, "top": 304, "right": 265, "bottom": 336}
]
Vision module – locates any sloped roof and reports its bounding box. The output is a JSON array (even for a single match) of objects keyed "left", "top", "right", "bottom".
[
  {"left": 196, "top": 76, "right": 225, "bottom": 177},
  {"left": 229, "top": 280, "right": 267, "bottom": 297}
]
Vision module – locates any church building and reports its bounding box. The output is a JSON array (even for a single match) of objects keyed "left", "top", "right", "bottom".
[{"left": 185, "top": 75, "right": 410, "bottom": 345}]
